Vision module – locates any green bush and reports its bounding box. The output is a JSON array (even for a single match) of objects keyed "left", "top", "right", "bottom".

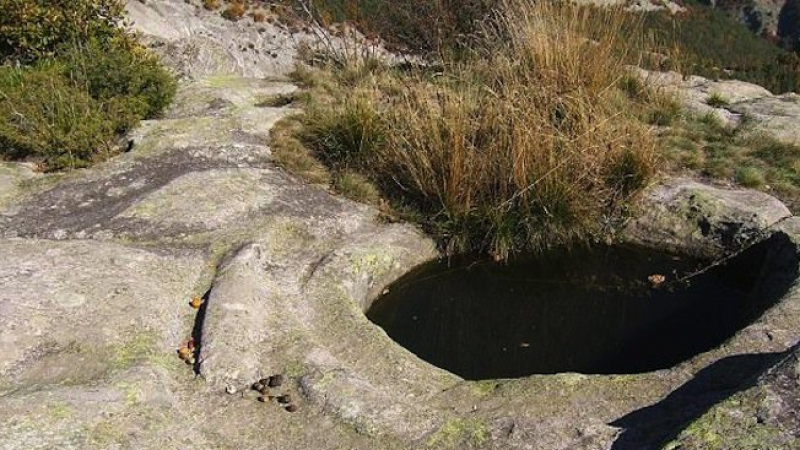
[
  {"left": 735, "top": 166, "right": 766, "bottom": 188},
  {"left": 0, "top": 0, "right": 175, "bottom": 170},
  {"left": 0, "top": 0, "right": 129, "bottom": 65},
  {"left": 0, "top": 40, "right": 175, "bottom": 170},
  {"left": 57, "top": 40, "right": 177, "bottom": 129},
  {"left": 0, "top": 64, "right": 114, "bottom": 169}
]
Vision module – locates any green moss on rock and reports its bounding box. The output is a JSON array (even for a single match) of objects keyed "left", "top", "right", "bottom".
[{"left": 426, "top": 418, "right": 490, "bottom": 449}]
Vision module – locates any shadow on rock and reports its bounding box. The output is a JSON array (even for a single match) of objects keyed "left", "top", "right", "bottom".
[{"left": 609, "top": 351, "right": 786, "bottom": 450}]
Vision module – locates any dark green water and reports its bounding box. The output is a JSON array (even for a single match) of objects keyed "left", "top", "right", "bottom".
[{"left": 367, "top": 242, "right": 783, "bottom": 380}]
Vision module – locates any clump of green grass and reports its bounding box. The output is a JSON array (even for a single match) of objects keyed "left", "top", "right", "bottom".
[
  {"left": 255, "top": 92, "right": 300, "bottom": 108},
  {"left": 619, "top": 74, "right": 683, "bottom": 126},
  {"left": 661, "top": 111, "right": 800, "bottom": 210},
  {"left": 706, "top": 92, "right": 730, "bottom": 108},
  {"left": 222, "top": 2, "right": 247, "bottom": 21},
  {"left": 278, "top": 0, "right": 661, "bottom": 259},
  {"left": 334, "top": 171, "right": 381, "bottom": 204},
  {"left": 300, "top": 93, "right": 386, "bottom": 170},
  {"left": 269, "top": 115, "right": 331, "bottom": 185},
  {"left": 735, "top": 166, "right": 766, "bottom": 188}
]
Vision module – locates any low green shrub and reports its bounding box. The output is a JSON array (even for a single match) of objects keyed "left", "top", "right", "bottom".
[
  {"left": 0, "top": 0, "right": 175, "bottom": 170},
  {"left": 0, "top": 0, "right": 129, "bottom": 65},
  {"left": 0, "top": 40, "right": 175, "bottom": 170},
  {"left": 735, "top": 166, "right": 766, "bottom": 188},
  {"left": 57, "top": 40, "right": 177, "bottom": 128},
  {"left": 0, "top": 64, "right": 113, "bottom": 169}
]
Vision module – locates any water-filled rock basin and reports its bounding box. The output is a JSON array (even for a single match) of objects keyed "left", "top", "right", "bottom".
[{"left": 368, "top": 239, "right": 791, "bottom": 380}]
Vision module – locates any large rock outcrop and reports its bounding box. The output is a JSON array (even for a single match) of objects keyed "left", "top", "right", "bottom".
[
  {"left": 662, "top": 342, "right": 800, "bottom": 449},
  {"left": 0, "top": 1, "right": 799, "bottom": 450},
  {"left": 636, "top": 67, "right": 800, "bottom": 146}
]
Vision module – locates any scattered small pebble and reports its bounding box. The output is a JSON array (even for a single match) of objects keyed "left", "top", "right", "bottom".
[
  {"left": 177, "top": 346, "right": 191, "bottom": 357},
  {"left": 225, "top": 385, "right": 237, "bottom": 395},
  {"left": 268, "top": 374, "right": 284, "bottom": 387},
  {"left": 190, "top": 296, "right": 204, "bottom": 309},
  {"left": 249, "top": 374, "right": 300, "bottom": 410}
]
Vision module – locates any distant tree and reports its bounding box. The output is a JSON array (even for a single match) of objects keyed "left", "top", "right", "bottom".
[{"left": 778, "top": 0, "right": 800, "bottom": 53}]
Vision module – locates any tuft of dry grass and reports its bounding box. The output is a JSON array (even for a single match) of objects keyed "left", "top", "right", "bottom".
[
  {"left": 221, "top": 2, "right": 246, "bottom": 21},
  {"left": 618, "top": 74, "right": 683, "bottom": 126},
  {"left": 270, "top": 116, "right": 331, "bottom": 185},
  {"left": 279, "top": 0, "right": 662, "bottom": 258},
  {"left": 202, "top": 0, "right": 221, "bottom": 11},
  {"left": 251, "top": 9, "right": 267, "bottom": 22},
  {"left": 334, "top": 170, "right": 381, "bottom": 204}
]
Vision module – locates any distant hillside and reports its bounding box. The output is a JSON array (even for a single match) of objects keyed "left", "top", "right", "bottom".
[
  {"left": 700, "top": 0, "right": 800, "bottom": 51},
  {"left": 637, "top": 3, "right": 800, "bottom": 93},
  {"left": 293, "top": 0, "right": 800, "bottom": 92}
]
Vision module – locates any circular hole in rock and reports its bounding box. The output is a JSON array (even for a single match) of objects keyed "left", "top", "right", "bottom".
[{"left": 367, "top": 235, "right": 797, "bottom": 380}]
